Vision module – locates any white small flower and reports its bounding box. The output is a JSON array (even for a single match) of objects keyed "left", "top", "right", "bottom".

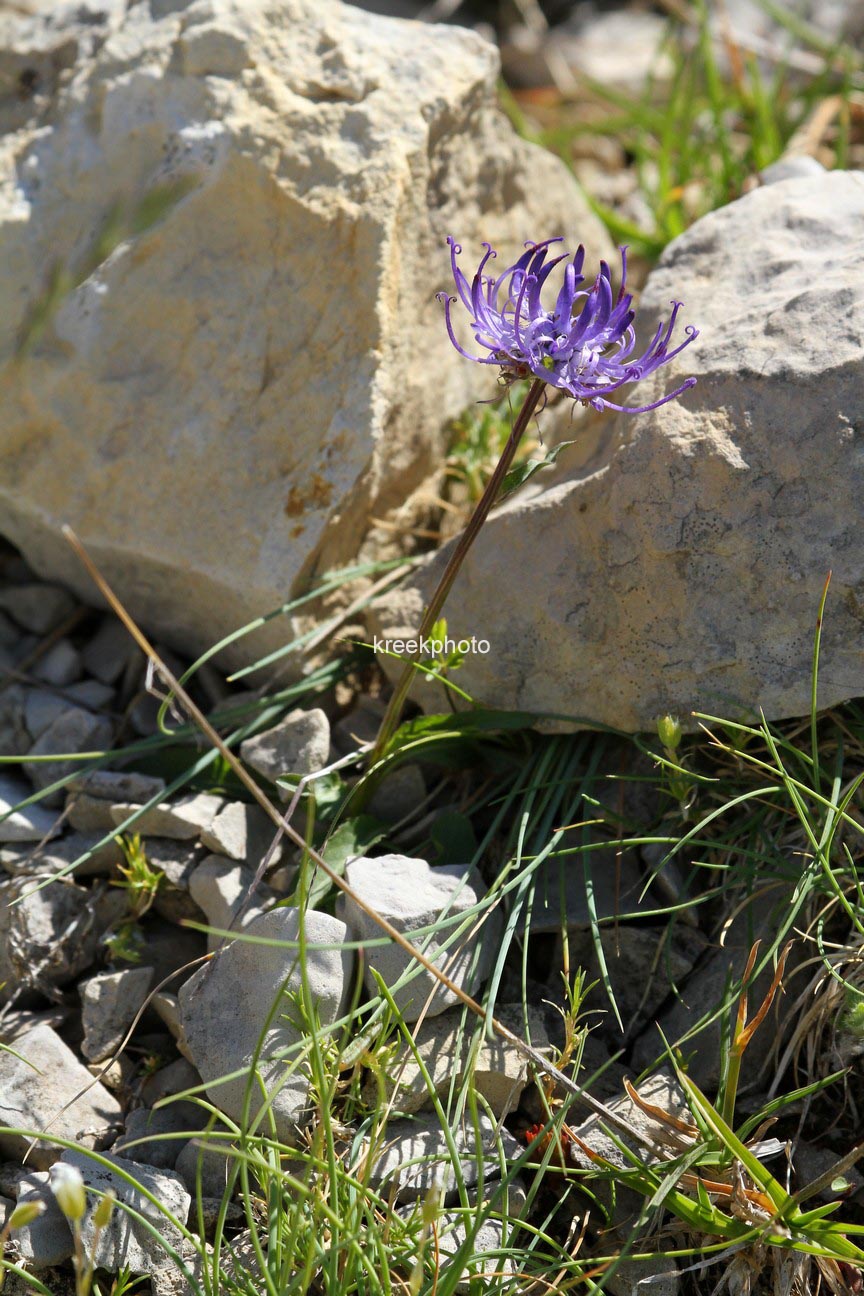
[{"left": 50, "top": 1163, "right": 87, "bottom": 1222}]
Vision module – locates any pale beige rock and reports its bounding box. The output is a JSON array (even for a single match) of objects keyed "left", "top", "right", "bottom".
[
  {"left": 373, "top": 172, "right": 864, "bottom": 731},
  {"left": 187, "top": 854, "right": 274, "bottom": 949},
  {"left": 337, "top": 854, "right": 503, "bottom": 1021},
  {"left": 178, "top": 906, "right": 352, "bottom": 1142},
  {"left": 0, "top": 0, "right": 611, "bottom": 669},
  {"left": 199, "top": 799, "right": 283, "bottom": 865},
  {"left": 110, "top": 791, "right": 223, "bottom": 839},
  {"left": 79, "top": 966, "right": 155, "bottom": 1062}
]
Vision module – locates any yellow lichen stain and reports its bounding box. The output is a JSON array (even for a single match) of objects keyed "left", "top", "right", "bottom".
[
  {"left": 284, "top": 488, "right": 304, "bottom": 517},
  {"left": 284, "top": 473, "right": 333, "bottom": 517},
  {"left": 290, "top": 523, "right": 305, "bottom": 539}
]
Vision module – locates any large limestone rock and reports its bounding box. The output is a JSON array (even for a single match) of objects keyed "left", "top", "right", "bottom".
[
  {"left": 0, "top": 0, "right": 610, "bottom": 667},
  {"left": 373, "top": 171, "right": 864, "bottom": 731}
]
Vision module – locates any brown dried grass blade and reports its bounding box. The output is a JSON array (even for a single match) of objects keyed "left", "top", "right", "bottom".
[
  {"left": 623, "top": 1077, "right": 700, "bottom": 1139},
  {"left": 737, "top": 941, "right": 794, "bottom": 1052}
]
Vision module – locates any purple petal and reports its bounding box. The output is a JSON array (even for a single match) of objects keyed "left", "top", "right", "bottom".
[
  {"left": 440, "top": 294, "right": 495, "bottom": 363},
  {"left": 616, "top": 246, "right": 629, "bottom": 302},
  {"left": 595, "top": 376, "right": 698, "bottom": 414}
]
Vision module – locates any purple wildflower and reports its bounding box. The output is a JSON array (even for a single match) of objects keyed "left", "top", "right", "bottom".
[{"left": 438, "top": 236, "right": 698, "bottom": 413}]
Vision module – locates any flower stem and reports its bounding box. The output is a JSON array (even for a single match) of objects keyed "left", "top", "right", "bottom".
[{"left": 370, "top": 377, "right": 546, "bottom": 764}]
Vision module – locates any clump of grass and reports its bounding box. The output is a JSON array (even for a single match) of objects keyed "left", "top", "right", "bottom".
[
  {"left": 5, "top": 546, "right": 864, "bottom": 1295},
  {"left": 102, "top": 834, "right": 164, "bottom": 964},
  {"left": 503, "top": 0, "right": 864, "bottom": 259},
  {"left": 559, "top": 945, "right": 864, "bottom": 1296}
]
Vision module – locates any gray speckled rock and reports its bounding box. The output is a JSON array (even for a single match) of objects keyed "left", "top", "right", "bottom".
[
  {"left": 0, "top": 684, "right": 30, "bottom": 758},
  {"left": 174, "top": 1138, "right": 231, "bottom": 1197},
  {"left": 526, "top": 847, "right": 652, "bottom": 934},
  {"left": 365, "top": 1110, "right": 522, "bottom": 1202},
  {"left": 337, "top": 854, "right": 501, "bottom": 1021},
  {"left": 11, "top": 1171, "right": 73, "bottom": 1268},
  {"left": 364, "top": 1003, "right": 550, "bottom": 1116},
  {"left": 199, "top": 799, "right": 284, "bottom": 865},
  {"left": 0, "top": 830, "right": 123, "bottom": 879},
  {"left": 178, "top": 906, "right": 352, "bottom": 1142},
  {"left": 32, "top": 639, "right": 81, "bottom": 688},
  {"left": 565, "top": 1071, "right": 690, "bottom": 1226},
  {"left": 22, "top": 708, "right": 114, "bottom": 801},
  {"left": 22, "top": 710, "right": 113, "bottom": 787},
  {"left": 717, "top": 0, "right": 864, "bottom": 52},
  {"left": 58, "top": 1150, "right": 191, "bottom": 1278},
  {"left": 373, "top": 171, "right": 864, "bottom": 731},
  {"left": 366, "top": 763, "right": 426, "bottom": 823},
  {"left": 435, "top": 1213, "right": 516, "bottom": 1291},
  {"left": 81, "top": 617, "right": 139, "bottom": 684},
  {"left": 0, "top": 771, "right": 59, "bottom": 842},
  {"left": 67, "top": 769, "right": 167, "bottom": 804},
  {"left": 605, "top": 1255, "right": 680, "bottom": 1296},
  {"left": 0, "top": 875, "right": 106, "bottom": 1003},
  {"left": 0, "top": 1024, "right": 122, "bottom": 1168},
  {"left": 0, "top": 584, "right": 75, "bottom": 635},
  {"left": 115, "top": 1102, "right": 203, "bottom": 1171},
  {"left": 24, "top": 687, "right": 112, "bottom": 744},
  {"left": 65, "top": 793, "right": 122, "bottom": 833},
  {"left": 146, "top": 839, "right": 206, "bottom": 924},
  {"left": 630, "top": 891, "right": 800, "bottom": 1089}
]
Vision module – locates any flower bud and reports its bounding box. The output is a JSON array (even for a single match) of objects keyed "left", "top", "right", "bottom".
[
  {"left": 842, "top": 999, "right": 864, "bottom": 1040},
  {"left": 657, "top": 714, "right": 682, "bottom": 752},
  {"left": 7, "top": 1199, "right": 46, "bottom": 1230},
  {"left": 50, "top": 1164, "right": 86, "bottom": 1222},
  {"left": 92, "top": 1191, "right": 115, "bottom": 1230}
]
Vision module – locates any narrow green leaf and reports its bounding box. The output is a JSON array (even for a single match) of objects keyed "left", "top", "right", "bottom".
[{"left": 500, "top": 440, "right": 577, "bottom": 499}]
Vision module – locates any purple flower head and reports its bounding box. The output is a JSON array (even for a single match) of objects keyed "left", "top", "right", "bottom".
[{"left": 438, "top": 236, "right": 698, "bottom": 414}]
